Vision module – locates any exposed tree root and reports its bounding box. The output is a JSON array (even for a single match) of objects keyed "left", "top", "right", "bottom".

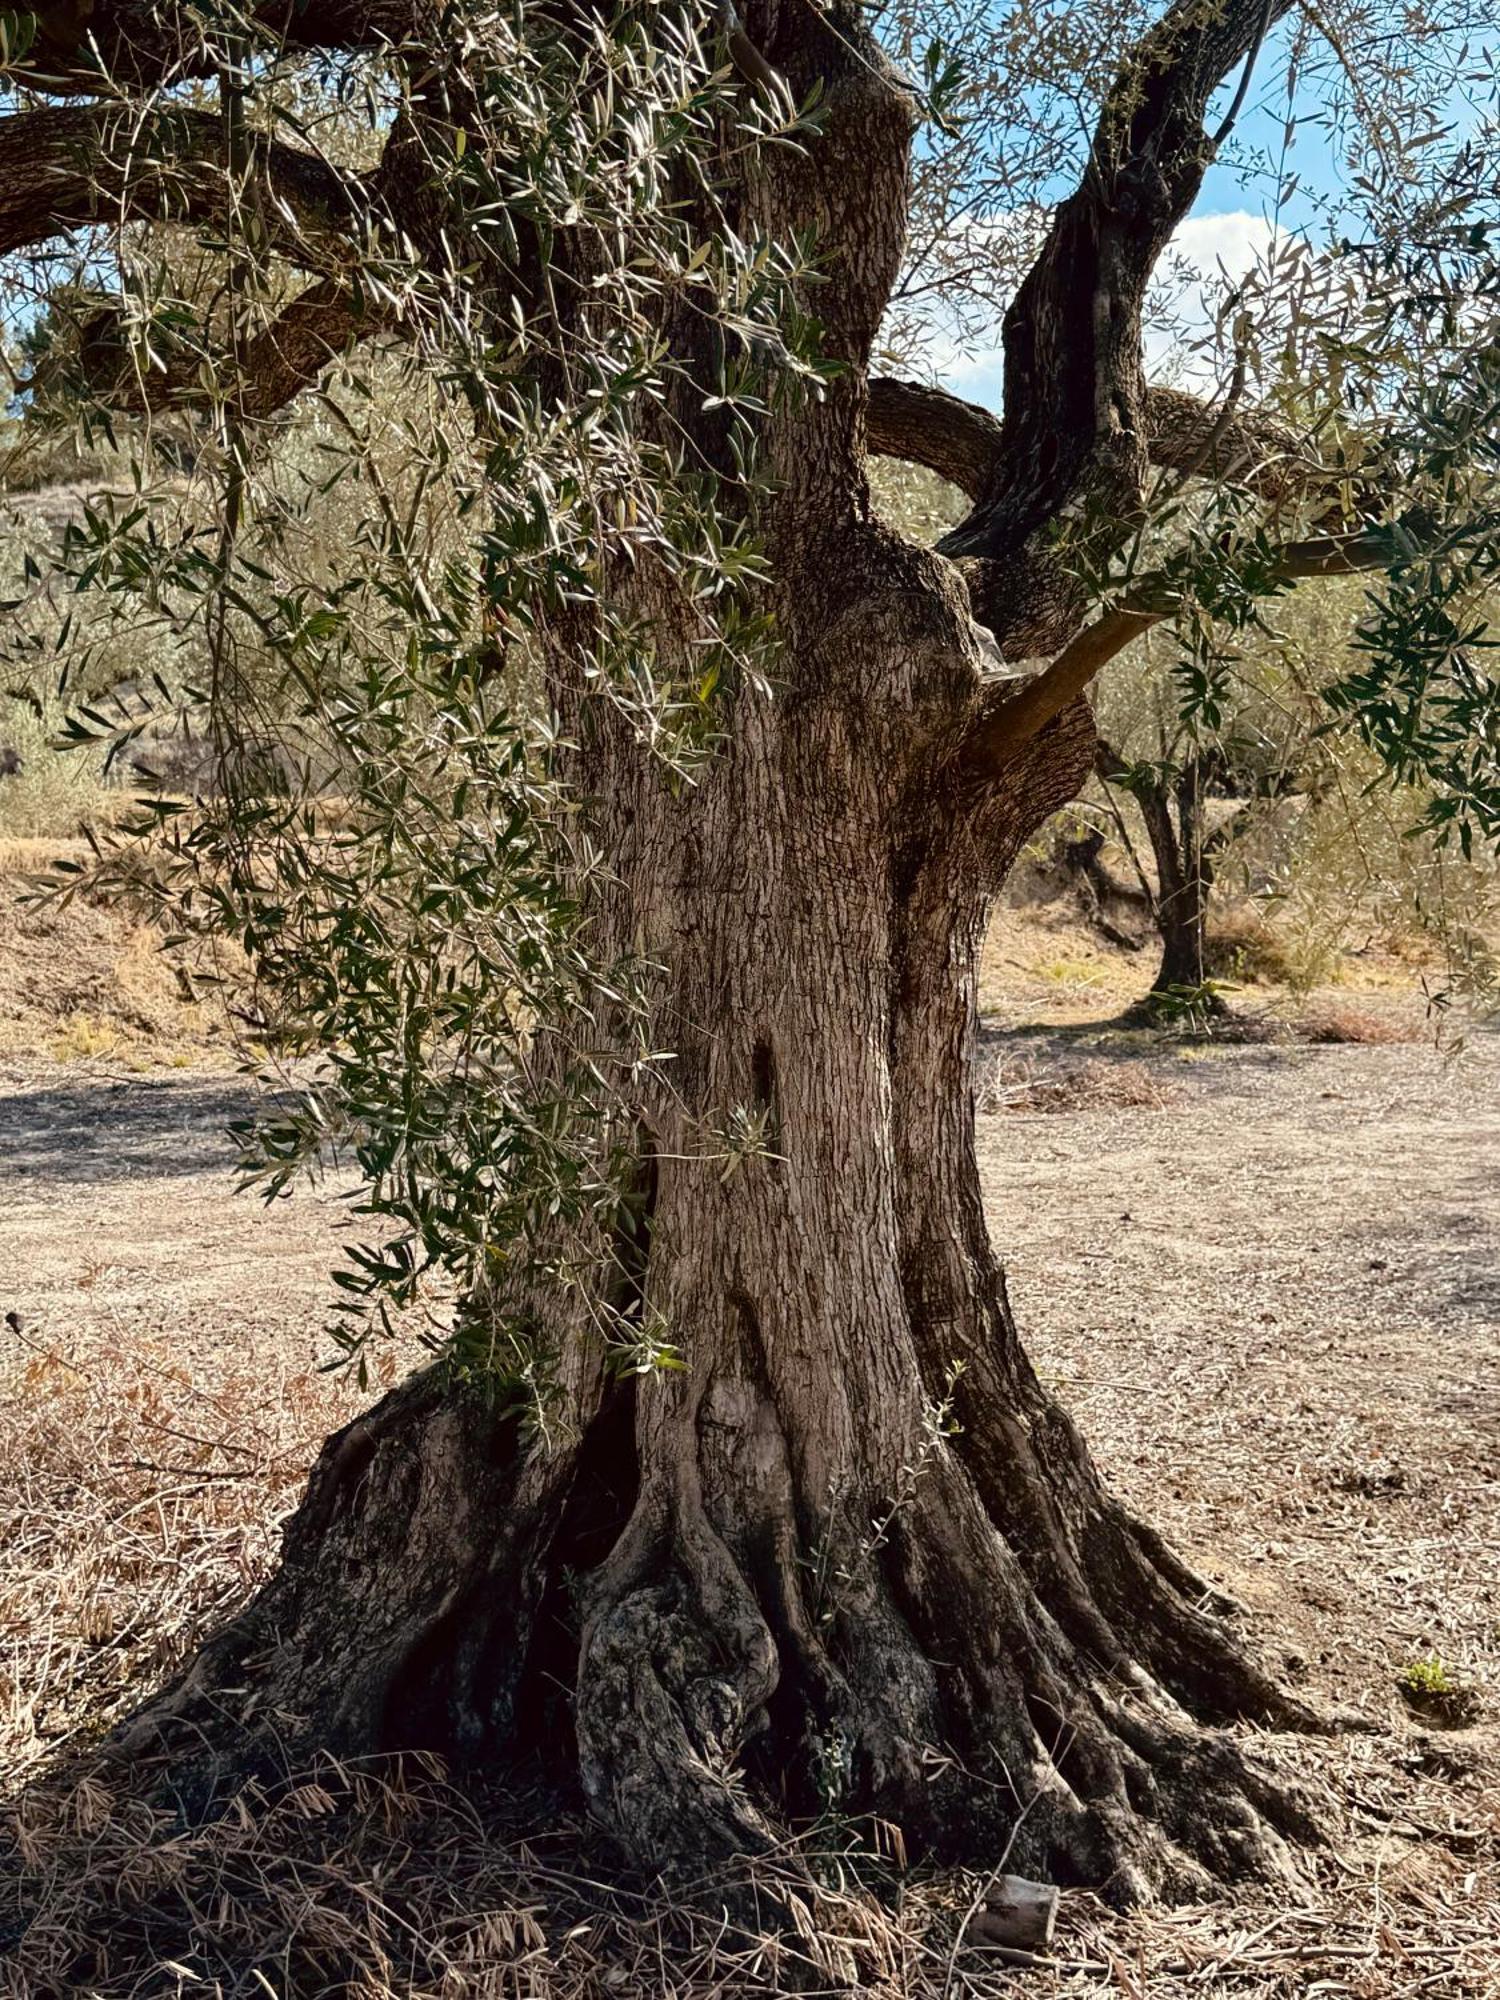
[{"left": 98, "top": 1301, "right": 1328, "bottom": 1921}]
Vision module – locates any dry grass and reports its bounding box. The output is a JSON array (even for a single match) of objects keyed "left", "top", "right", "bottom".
[
  {"left": 3, "top": 1742, "right": 1497, "bottom": 1997},
  {"left": 994, "top": 1035, "right": 1500, "bottom": 1998},
  {"left": 0, "top": 863, "right": 245, "bottom": 1064},
  {"left": 978, "top": 1052, "right": 1178, "bottom": 1115},
  {"left": 1203, "top": 912, "right": 1314, "bottom": 990},
  {"left": 1291, "top": 1002, "right": 1423, "bottom": 1047},
  {"left": 5, "top": 1766, "right": 979, "bottom": 2000},
  {"left": 0, "top": 1322, "right": 383, "bottom": 1789}
]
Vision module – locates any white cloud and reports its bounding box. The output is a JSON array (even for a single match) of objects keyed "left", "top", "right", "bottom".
[
  {"left": 1166, "top": 210, "right": 1281, "bottom": 288},
  {"left": 1147, "top": 211, "right": 1293, "bottom": 383},
  {"left": 931, "top": 340, "right": 1005, "bottom": 400}
]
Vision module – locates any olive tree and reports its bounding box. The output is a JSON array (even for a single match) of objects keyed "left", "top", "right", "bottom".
[{"left": 3, "top": 0, "right": 1497, "bottom": 1906}]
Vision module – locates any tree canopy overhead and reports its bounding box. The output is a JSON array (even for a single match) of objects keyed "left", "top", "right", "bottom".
[{"left": 3, "top": 0, "right": 1498, "bottom": 1944}]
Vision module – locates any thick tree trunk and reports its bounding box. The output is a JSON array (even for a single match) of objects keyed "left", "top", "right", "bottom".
[
  {"left": 122, "top": 640, "right": 1317, "bottom": 1904},
  {"left": 94, "top": 0, "right": 1322, "bottom": 1923}
]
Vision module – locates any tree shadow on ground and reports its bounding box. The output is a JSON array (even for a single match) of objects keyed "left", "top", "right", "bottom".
[{"left": 0, "top": 1075, "right": 254, "bottom": 1186}]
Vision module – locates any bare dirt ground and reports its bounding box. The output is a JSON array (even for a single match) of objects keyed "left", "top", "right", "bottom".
[
  {"left": 1, "top": 1063, "right": 367, "bottom": 1379},
  {"left": 982, "top": 1034, "right": 1499, "bottom": 1810},
  {"left": 2, "top": 896, "right": 1498, "bottom": 1992}
]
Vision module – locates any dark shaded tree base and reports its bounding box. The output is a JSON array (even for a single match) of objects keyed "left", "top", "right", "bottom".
[{"left": 109, "top": 1347, "right": 1329, "bottom": 1919}]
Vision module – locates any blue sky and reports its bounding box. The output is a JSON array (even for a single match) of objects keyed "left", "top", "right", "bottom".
[
  {"left": 935, "top": 204, "right": 1294, "bottom": 404},
  {"left": 929, "top": 1, "right": 1496, "bottom": 406}
]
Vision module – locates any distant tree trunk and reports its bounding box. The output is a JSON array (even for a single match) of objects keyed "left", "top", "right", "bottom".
[
  {"left": 1059, "top": 822, "right": 1148, "bottom": 951},
  {"left": 1098, "top": 743, "right": 1223, "bottom": 1013}
]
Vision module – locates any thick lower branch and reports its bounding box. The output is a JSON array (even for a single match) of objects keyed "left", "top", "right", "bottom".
[
  {"left": 60, "top": 282, "right": 376, "bottom": 422},
  {"left": 959, "top": 519, "right": 1418, "bottom": 775},
  {"left": 22, "top": 1, "right": 419, "bottom": 94},
  {"left": 870, "top": 375, "right": 1312, "bottom": 514},
  {"left": 0, "top": 104, "right": 363, "bottom": 262}
]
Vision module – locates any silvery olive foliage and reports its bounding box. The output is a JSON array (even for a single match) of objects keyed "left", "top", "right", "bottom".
[{"left": 2, "top": 1, "right": 834, "bottom": 1390}]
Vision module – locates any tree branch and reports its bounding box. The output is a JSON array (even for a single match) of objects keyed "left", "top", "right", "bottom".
[
  {"left": 0, "top": 104, "right": 362, "bottom": 265},
  {"left": 866, "top": 377, "right": 1002, "bottom": 502},
  {"left": 1143, "top": 383, "right": 1307, "bottom": 501},
  {"left": 16, "top": 2, "right": 416, "bottom": 94},
  {"left": 869, "top": 374, "right": 1311, "bottom": 512},
  {"left": 716, "top": 0, "right": 789, "bottom": 98},
  {"left": 962, "top": 524, "right": 1400, "bottom": 774},
  {"left": 944, "top": 0, "right": 1297, "bottom": 563},
  {"left": 66, "top": 280, "right": 374, "bottom": 421}
]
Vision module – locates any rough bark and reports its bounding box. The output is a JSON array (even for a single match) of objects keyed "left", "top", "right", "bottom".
[
  {"left": 123, "top": 660, "right": 1317, "bottom": 1900},
  {"left": 867, "top": 374, "right": 1308, "bottom": 508},
  {"left": 1146, "top": 756, "right": 1215, "bottom": 996},
  {"left": 942, "top": 0, "right": 1297, "bottom": 564}
]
